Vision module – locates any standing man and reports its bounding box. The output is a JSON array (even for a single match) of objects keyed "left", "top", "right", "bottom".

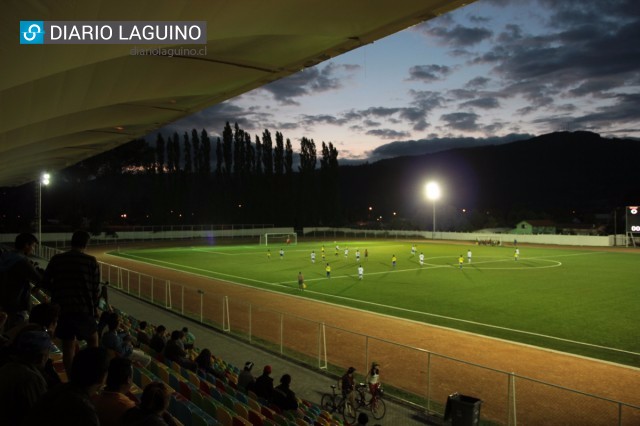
[
  {"left": 355, "top": 249, "right": 361, "bottom": 263},
  {"left": 364, "top": 248, "right": 369, "bottom": 262},
  {"left": 419, "top": 252, "right": 425, "bottom": 266},
  {"left": 467, "top": 249, "right": 472, "bottom": 263},
  {"left": 0, "top": 233, "right": 43, "bottom": 330},
  {"left": 357, "top": 265, "right": 364, "bottom": 280},
  {"left": 325, "top": 263, "right": 331, "bottom": 279},
  {"left": 310, "top": 251, "right": 316, "bottom": 264},
  {"left": 391, "top": 254, "right": 397, "bottom": 269},
  {"left": 411, "top": 244, "right": 416, "bottom": 257},
  {"left": 42, "top": 230, "right": 101, "bottom": 376},
  {"left": 514, "top": 248, "right": 519, "bottom": 261},
  {"left": 279, "top": 248, "right": 284, "bottom": 260},
  {"left": 458, "top": 254, "right": 464, "bottom": 269},
  {"left": 267, "top": 249, "right": 271, "bottom": 260},
  {"left": 344, "top": 247, "right": 349, "bottom": 259},
  {"left": 297, "top": 272, "right": 305, "bottom": 291}
]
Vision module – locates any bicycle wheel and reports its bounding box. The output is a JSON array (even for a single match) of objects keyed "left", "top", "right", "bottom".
[
  {"left": 321, "top": 394, "right": 336, "bottom": 413},
  {"left": 370, "top": 397, "right": 386, "bottom": 420},
  {"left": 342, "top": 399, "right": 357, "bottom": 424}
]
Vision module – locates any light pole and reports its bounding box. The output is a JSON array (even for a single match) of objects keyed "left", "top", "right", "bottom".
[
  {"left": 425, "top": 181, "right": 440, "bottom": 240},
  {"left": 37, "top": 172, "right": 50, "bottom": 252}
]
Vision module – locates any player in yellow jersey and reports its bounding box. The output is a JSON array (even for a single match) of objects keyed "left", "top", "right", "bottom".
[
  {"left": 458, "top": 255, "right": 464, "bottom": 269},
  {"left": 325, "top": 263, "right": 331, "bottom": 278},
  {"left": 391, "top": 255, "right": 397, "bottom": 268}
]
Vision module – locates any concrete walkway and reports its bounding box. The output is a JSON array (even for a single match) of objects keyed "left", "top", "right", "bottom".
[{"left": 110, "top": 290, "right": 431, "bottom": 425}]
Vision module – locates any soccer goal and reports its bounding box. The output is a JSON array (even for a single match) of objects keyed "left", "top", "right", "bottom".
[{"left": 260, "top": 232, "right": 298, "bottom": 246}]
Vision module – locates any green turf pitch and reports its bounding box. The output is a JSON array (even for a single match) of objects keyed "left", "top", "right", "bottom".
[{"left": 111, "top": 241, "right": 640, "bottom": 365}]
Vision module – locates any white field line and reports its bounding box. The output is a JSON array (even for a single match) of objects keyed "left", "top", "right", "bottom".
[{"left": 111, "top": 251, "right": 638, "bottom": 357}]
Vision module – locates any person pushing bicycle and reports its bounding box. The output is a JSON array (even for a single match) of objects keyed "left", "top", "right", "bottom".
[
  {"left": 341, "top": 366, "right": 357, "bottom": 415},
  {"left": 365, "top": 362, "right": 381, "bottom": 399}
]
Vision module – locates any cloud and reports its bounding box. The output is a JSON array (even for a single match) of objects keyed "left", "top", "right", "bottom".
[
  {"left": 441, "top": 112, "right": 481, "bottom": 131},
  {"left": 366, "top": 129, "right": 411, "bottom": 139},
  {"left": 407, "top": 64, "right": 453, "bottom": 83},
  {"left": 422, "top": 24, "right": 493, "bottom": 47},
  {"left": 459, "top": 97, "right": 501, "bottom": 109},
  {"left": 367, "top": 133, "right": 532, "bottom": 161},
  {"left": 465, "top": 76, "right": 491, "bottom": 89},
  {"left": 260, "top": 62, "right": 360, "bottom": 105}
]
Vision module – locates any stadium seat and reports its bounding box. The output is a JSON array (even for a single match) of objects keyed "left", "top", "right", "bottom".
[
  {"left": 233, "top": 402, "right": 249, "bottom": 420},
  {"left": 215, "top": 406, "right": 233, "bottom": 426},
  {"left": 220, "top": 393, "right": 235, "bottom": 411},
  {"left": 200, "top": 397, "right": 218, "bottom": 419},
  {"left": 248, "top": 409, "right": 265, "bottom": 426},
  {"left": 170, "top": 396, "right": 193, "bottom": 426},
  {"left": 247, "top": 397, "right": 261, "bottom": 412}
]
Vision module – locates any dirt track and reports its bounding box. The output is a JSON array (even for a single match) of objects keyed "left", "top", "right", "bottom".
[{"left": 93, "top": 245, "right": 640, "bottom": 425}]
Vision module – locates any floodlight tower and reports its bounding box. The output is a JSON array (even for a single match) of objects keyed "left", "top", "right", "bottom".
[
  {"left": 425, "top": 181, "right": 440, "bottom": 240},
  {"left": 37, "top": 172, "right": 51, "bottom": 252}
]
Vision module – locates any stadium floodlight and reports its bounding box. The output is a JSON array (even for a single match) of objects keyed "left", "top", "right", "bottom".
[
  {"left": 37, "top": 172, "right": 51, "bottom": 252},
  {"left": 425, "top": 181, "right": 440, "bottom": 239}
]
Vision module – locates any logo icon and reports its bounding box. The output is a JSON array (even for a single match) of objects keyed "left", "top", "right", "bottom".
[{"left": 20, "top": 21, "right": 44, "bottom": 44}]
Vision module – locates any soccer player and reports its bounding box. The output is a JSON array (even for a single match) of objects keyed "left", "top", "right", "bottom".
[
  {"left": 419, "top": 252, "right": 424, "bottom": 266},
  {"left": 279, "top": 248, "right": 284, "bottom": 260},
  {"left": 391, "top": 255, "right": 397, "bottom": 268},
  {"left": 357, "top": 265, "right": 364, "bottom": 280},
  {"left": 411, "top": 245, "right": 416, "bottom": 257},
  {"left": 321, "top": 245, "right": 325, "bottom": 255},
  {"left": 321, "top": 252, "right": 326, "bottom": 262},
  {"left": 267, "top": 249, "right": 271, "bottom": 260},
  {"left": 335, "top": 245, "right": 339, "bottom": 256},
  {"left": 467, "top": 249, "right": 472, "bottom": 263},
  {"left": 458, "top": 255, "right": 464, "bottom": 269},
  {"left": 355, "top": 249, "right": 361, "bottom": 262},
  {"left": 514, "top": 248, "right": 519, "bottom": 261},
  {"left": 344, "top": 247, "right": 349, "bottom": 258},
  {"left": 311, "top": 251, "right": 316, "bottom": 264},
  {"left": 286, "top": 237, "right": 291, "bottom": 245},
  {"left": 325, "top": 263, "right": 331, "bottom": 278},
  {"left": 298, "top": 272, "right": 304, "bottom": 290}
]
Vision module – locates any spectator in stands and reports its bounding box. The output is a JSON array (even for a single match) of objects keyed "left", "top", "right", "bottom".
[
  {"left": 121, "top": 381, "right": 179, "bottom": 426},
  {"left": 194, "top": 348, "right": 224, "bottom": 380},
  {"left": 101, "top": 312, "right": 150, "bottom": 367},
  {"left": 23, "top": 346, "right": 110, "bottom": 426},
  {"left": 21, "top": 302, "right": 62, "bottom": 388},
  {"left": 163, "top": 329, "right": 197, "bottom": 371},
  {"left": 97, "top": 281, "right": 110, "bottom": 314},
  {"left": 254, "top": 364, "right": 274, "bottom": 400},
  {"left": 136, "top": 321, "right": 151, "bottom": 347},
  {"left": 0, "top": 327, "right": 51, "bottom": 426},
  {"left": 42, "top": 230, "right": 101, "bottom": 375},
  {"left": 93, "top": 357, "right": 137, "bottom": 426},
  {"left": 238, "top": 360, "right": 256, "bottom": 392},
  {"left": 182, "top": 326, "right": 195, "bottom": 350},
  {"left": 149, "top": 324, "right": 168, "bottom": 354},
  {"left": 0, "top": 233, "right": 42, "bottom": 330},
  {"left": 272, "top": 373, "right": 298, "bottom": 411}
]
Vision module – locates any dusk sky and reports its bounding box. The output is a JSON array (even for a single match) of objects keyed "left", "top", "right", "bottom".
[{"left": 161, "top": 0, "right": 640, "bottom": 163}]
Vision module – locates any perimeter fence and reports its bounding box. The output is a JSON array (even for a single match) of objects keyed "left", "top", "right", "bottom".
[{"left": 38, "top": 245, "right": 640, "bottom": 425}]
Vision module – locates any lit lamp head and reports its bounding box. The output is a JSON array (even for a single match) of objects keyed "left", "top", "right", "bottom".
[
  {"left": 41, "top": 172, "right": 50, "bottom": 186},
  {"left": 425, "top": 181, "right": 440, "bottom": 201}
]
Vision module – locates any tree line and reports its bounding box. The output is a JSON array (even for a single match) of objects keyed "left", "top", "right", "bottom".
[{"left": 31, "top": 122, "right": 342, "bottom": 230}]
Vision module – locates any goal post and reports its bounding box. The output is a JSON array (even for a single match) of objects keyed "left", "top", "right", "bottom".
[{"left": 260, "top": 232, "right": 298, "bottom": 246}]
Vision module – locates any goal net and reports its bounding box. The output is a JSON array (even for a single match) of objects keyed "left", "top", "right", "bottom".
[{"left": 260, "top": 232, "right": 298, "bottom": 246}]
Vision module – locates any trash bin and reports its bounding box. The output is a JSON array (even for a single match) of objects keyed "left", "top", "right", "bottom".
[{"left": 443, "top": 392, "right": 482, "bottom": 426}]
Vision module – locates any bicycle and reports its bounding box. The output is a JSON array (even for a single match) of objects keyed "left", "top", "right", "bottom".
[
  {"left": 353, "top": 382, "right": 386, "bottom": 420},
  {"left": 321, "top": 384, "right": 358, "bottom": 424}
]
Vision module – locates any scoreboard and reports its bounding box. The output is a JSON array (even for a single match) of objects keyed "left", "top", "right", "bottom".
[{"left": 628, "top": 206, "right": 640, "bottom": 233}]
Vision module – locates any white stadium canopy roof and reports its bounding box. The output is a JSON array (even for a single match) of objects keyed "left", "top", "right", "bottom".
[{"left": 0, "top": 0, "right": 472, "bottom": 187}]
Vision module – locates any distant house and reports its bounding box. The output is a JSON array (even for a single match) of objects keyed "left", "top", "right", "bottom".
[{"left": 512, "top": 220, "right": 557, "bottom": 234}]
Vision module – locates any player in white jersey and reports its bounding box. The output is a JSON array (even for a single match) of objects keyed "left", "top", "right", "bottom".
[
  {"left": 311, "top": 251, "right": 316, "bottom": 263},
  {"left": 419, "top": 252, "right": 424, "bottom": 266},
  {"left": 357, "top": 265, "right": 364, "bottom": 280}
]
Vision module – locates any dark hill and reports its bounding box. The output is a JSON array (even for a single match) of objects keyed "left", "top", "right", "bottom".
[{"left": 338, "top": 131, "right": 639, "bottom": 222}]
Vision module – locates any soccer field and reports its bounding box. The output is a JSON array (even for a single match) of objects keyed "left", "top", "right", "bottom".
[{"left": 112, "top": 240, "right": 640, "bottom": 365}]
